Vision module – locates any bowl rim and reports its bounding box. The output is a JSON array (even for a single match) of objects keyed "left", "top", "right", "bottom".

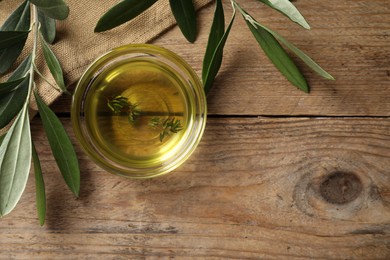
[{"left": 71, "top": 44, "right": 207, "bottom": 178}]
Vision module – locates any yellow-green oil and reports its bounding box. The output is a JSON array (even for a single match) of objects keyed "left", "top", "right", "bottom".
[{"left": 83, "top": 58, "right": 189, "bottom": 167}]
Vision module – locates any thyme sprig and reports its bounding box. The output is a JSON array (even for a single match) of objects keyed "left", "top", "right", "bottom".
[
  {"left": 107, "top": 95, "right": 183, "bottom": 141},
  {"left": 107, "top": 95, "right": 141, "bottom": 124},
  {"left": 149, "top": 117, "right": 184, "bottom": 142}
]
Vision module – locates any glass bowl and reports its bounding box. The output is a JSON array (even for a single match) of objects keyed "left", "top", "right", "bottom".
[{"left": 71, "top": 44, "right": 207, "bottom": 178}]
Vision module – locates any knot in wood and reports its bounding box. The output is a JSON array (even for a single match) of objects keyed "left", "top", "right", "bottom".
[{"left": 320, "top": 172, "right": 363, "bottom": 204}]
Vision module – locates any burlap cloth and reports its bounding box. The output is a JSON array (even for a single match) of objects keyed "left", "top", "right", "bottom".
[{"left": 0, "top": 0, "right": 211, "bottom": 110}]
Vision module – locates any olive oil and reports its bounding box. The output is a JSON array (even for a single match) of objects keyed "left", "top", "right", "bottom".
[
  {"left": 72, "top": 44, "right": 207, "bottom": 177},
  {"left": 83, "top": 58, "right": 189, "bottom": 168}
]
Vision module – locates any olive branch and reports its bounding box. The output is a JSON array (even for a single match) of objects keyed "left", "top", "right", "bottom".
[
  {"left": 95, "top": 0, "right": 334, "bottom": 94},
  {"left": 0, "top": 0, "right": 79, "bottom": 226}
]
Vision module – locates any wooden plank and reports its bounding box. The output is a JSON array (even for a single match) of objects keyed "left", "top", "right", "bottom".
[
  {"left": 51, "top": 0, "right": 390, "bottom": 116},
  {"left": 1, "top": 117, "right": 389, "bottom": 259}
]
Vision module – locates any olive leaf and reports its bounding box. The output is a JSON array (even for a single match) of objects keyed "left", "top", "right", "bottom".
[
  {"left": 39, "top": 33, "right": 66, "bottom": 92},
  {"left": 34, "top": 92, "right": 80, "bottom": 197},
  {"left": 0, "top": 1, "right": 29, "bottom": 30},
  {"left": 255, "top": 0, "right": 310, "bottom": 29},
  {"left": 0, "top": 31, "right": 30, "bottom": 50},
  {"left": 95, "top": 0, "right": 158, "bottom": 32},
  {"left": 0, "top": 75, "right": 30, "bottom": 129},
  {"left": 29, "top": 0, "right": 69, "bottom": 20},
  {"left": 203, "top": 4, "right": 236, "bottom": 94},
  {"left": 0, "top": 103, "right": 31, "bottom": 217},
  {"left": 0, "top": 77, "right": 26, "bottom": 96},
  {"left": 253, "top": 21, "right": 334, "bottom": 80},
  {"left": 32, "top": 142, "right": 46, "bottom": 226},
  {"left": 0, "top": 1, "right": 30, "bottom": 74},
  {"left": 169, "top": 0, "right": 197, "bottom": 43},
  {"left": 246, "top": 21, "right": 308, "bottom": 92},
  {"left": 240, "top": 8, "right": 308, "bottom": 92},
  {"left": 202, "top": 0, "right": 225, "bottom": 82},
  {"left": 9, "top": 54, "right": 33, "bottom": 81},
  {"left": 38, "top": 9, "right": 56, "bottom": 44}
]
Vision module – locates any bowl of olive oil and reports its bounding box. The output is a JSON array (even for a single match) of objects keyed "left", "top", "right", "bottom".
[{"left": 71, "top": 44, "right": 207, "bottom": 178}]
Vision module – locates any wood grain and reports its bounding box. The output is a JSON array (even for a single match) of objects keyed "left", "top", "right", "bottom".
[
  {"left": 51, "top": 0, "right": 390, "bottom": 116},
  {"left": 1, "top": 117, "right": 389, "bottom": 259},
  {"left": 1, "top": 0, "right": 390, "bottom": 259}
]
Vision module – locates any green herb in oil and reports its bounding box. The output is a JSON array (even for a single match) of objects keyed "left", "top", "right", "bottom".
[
  {"left": 149, "top": 116, "right": 183, "bottom": 142},
  {"left": 107, "top": 95, "right": 183, "bottom": 141},
  {"left": 107, "top": 95, "right": 141, "bottom": 125}
]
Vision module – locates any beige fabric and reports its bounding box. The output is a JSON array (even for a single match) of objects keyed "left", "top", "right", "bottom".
[{"left": 0, "top": 0, "right": 212, "bottom": 109}]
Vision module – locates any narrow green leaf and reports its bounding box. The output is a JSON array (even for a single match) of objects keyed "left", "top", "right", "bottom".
[
  {"left": 1, "top": 1, "right": 29, "bottom": 31},
  {"left": 8, "top": 54, "right": 32, "bottom": 81},
  {"left": 0, "top": 76, "right": 30, "bottom": 129},
  {"left": 0, "top": 135, "right": 4, "bottom": 145},
  {"left": 202, "top": 0, "right": 225, "bottom": 82},
  {"left": 203, "top": 11, "right": 236, "bottom": 94},
  {"left": 0, "top": 31, "right": 30, "bottom": 50},
  {"left": 95, "top": 0, "right": 158, "bottom": 32},
  {"left": 0, "top": 77, "right": 26, "bottom": 96},
  {"left": 243, "top": 13, "right": 308, "bottom": 92},
  {"left": 0, "top": 55, "right": 32, "bottom": 128},
  {"left": 256, "top": 0, "right": 310, "bottom": 29},
  {"left": 0, "top": 105, "right": 31, "bottom": 217},
  {"left": 0, "top": 1, "right": 30, "bottom": 74},
  {"left": 32, "top": 142, "right": 46, "bottom": 226},
  {"left": 38, "top": 9, "right": 56, "bottom": 44},
  {"left": 0, "top": 42, "right": 27, "bottom": 74},
  {"left": 169, "top": 0, "right": 197, "bottom": 43},
  {"left": 39, "top": 33, "right": 66, "bottom": 92},
  {"left": 29, "top": 0, "right": 69, "bottom": 20},
  {"left": 254, "top": 22, "right": 334, "bottom": 80},
  {"left": 17, "top": 1, "right": 31, "bottom": 30},
  {"left": 34, "top": 92, "right": 80, "bottom": 197}
]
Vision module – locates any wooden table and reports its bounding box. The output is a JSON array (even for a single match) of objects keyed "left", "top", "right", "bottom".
[{"left": 2, "top": 0, "right": 390, "bottom": 258}]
